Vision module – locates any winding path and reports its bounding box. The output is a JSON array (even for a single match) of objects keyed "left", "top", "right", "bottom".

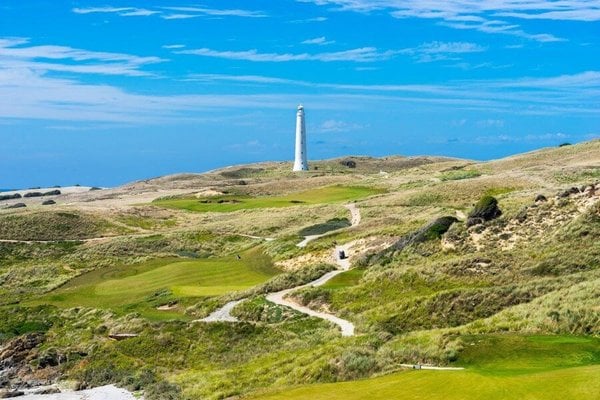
[
  {"left": 199, "top": 203, "right": 360, "bottom": 337},
  {"left": 199, "top": 299, "right": 243, "bottom": 322},
  {"left": 266, "top": 243, "right": 355, "bottom": 336}
]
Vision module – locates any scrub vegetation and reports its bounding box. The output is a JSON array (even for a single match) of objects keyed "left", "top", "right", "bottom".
[{"left": 0, "top": 140, "right": 598, "bottom": 399}]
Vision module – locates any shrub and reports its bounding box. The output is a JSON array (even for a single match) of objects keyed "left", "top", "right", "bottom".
[{"left": 467, "top": 195, "right": 501, "bottom": 226}]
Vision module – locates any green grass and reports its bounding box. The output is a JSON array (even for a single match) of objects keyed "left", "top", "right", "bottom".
[
  {"left": 253, "top": 366, "right": 600, "bottom": 400},
  {"left": 33, "top": 247, "right": 278, "bottom": 318},
  {"left": 438, "top": 169, "right": 482, "bottom": 181},
  {"left": 153, "top": 185, "right": 384, "bottom": 213},
  {"left": 322, "top": 268, "right": 365, "bottom": 289},
  {"left": 456, "top": 334, "right": 600, "bottom": 375},
  {"left": 253, "top": 334, "right": 600, "bottom": 400}
]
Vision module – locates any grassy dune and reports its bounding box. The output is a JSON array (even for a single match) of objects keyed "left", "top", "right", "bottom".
[
  {"left": 153, "top": 185, "right": 384, "bottom": 213},
  {"left": 34, "top": 247, "right": 277, "bottom": 318},
  {"left": 254, "top": 365, "right": 600, "bottom": 400},
  {"left": 254, "top": 334, "right": 600, "bottom": 400}
]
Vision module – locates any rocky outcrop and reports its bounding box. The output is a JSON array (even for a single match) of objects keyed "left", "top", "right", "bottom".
[
  {"left": 0, "top": 333, "right": 60, "bottom": 393},
  {"left": 466, "top": 196, "right": 502, "bottom": 227}
]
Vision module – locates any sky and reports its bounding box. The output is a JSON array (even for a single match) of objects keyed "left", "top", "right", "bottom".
[{"left": 0, "top": 0, "right": 599, "bottom": 188}]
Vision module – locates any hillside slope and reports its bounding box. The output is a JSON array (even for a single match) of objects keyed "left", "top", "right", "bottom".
[{"left": 0, "top": 140, "right": 598, "bottom": 399}]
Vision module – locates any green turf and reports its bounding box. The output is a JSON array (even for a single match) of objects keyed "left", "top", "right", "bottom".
[
  {"left": 253, "top": 366, "right": 600, "bottom": 400},
  {"left": 33, "top": 247, "right": 278, "bottom": 319},
  {"left": 322, "top": 268, "right": 365, "bottom": 289},
  {"left": 153, "top": 185, "right": 384, "bottom": 213},
  {"left": 252, "top": 334, "right": 600, "bottom": 400}
]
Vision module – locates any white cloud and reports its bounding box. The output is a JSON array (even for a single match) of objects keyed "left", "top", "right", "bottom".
[
  {"left": 162, "top": 44, "right": 186, "bottom": 49},
  {"left": 161, "top": 14, "right": 200, "bottom": 20},
  {"left": 161, "top": 6, "right": 266, "bottom": 18},
  {"left": 176, "top": 47, "right": 398, "bottom": 62},
  {"left": 72, "top": 7, "right": 132, "bottom": 14},
  {"left": 72, "top": 7, "right": 159, "bottom": 17},
  {"left": 73, "top": 5, "right": 266, "bottom": 19},
  {"left": 290, "top": 16, "right": 328, "bottom": 23},
  {"left": 318, "top": 119, "right": 366, "bottom": 132},
  {"left": 299, "top": 0, "right": 596, "bottom": 41},
  {"left": 302, "top": 36, "right": 336, "bottom": 45},
  {"left": 0, "top": 37, "right": 164, "bottom": 77},
  {"left": 400, "top": 41, "right": 486, "bottom": 63}
]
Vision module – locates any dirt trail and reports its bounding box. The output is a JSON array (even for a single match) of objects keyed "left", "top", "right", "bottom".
[
  {"left": 201, "top": 203, "right": 360, "bottom": 336},
  {"left": 266, "top": 243, "right": 355, "bottom": 336},
  {"left": 198, "top": 299, "right": 243, "bottom": 323}
]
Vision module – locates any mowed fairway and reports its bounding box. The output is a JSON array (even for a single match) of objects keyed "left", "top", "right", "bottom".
[
  {"left": 253, "top": 335, "right": 600, "bottom": 400},
  {"left": 153, "top": 185, "right": 384, "bottom": 212},
  {"left": 35, "top": 247, "right": 278, "bottom": 318}
]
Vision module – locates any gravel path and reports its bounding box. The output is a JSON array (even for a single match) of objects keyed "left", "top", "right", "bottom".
[
  {"left": 197, "top": 203, "right": 360, "bottom": 336},
  {"left": 18, "top": 385, "right": 139, "bottom": 399},
  {"left": 198, "top": 299, "right": 243, "bottom": 322},
  {"left": 266, "top": 243, "right": 355, "bottom": 336}
]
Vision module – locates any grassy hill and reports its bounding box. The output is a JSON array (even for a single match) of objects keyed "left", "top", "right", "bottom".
[{"left": 0, "top": 140, "right": 598, "bottom": 399}]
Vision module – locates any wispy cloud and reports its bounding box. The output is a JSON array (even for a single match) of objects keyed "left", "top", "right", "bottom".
[
  {"left": 162, "top": 44, "right": 185, "bottom": 49},
  {"left": 176, "top": 47, "right": 398, "bottom": 62},
  {"left": 0, "top": 37, "right": 164, "bottom": 77},
  {"left": 299, "top": 0, "right": 595, "bottom": 41},
  {"left": 400, "top": 41, "right": 486, "bottom": 62},
  {"left": 72, "top": 7, "right": 160, "bottom": 17},
  {"left": 72, "top": 5, "right": 266, "bottom": 19},
  {"left": 302, "top": 36, "right": 336, "bottom": 45},
  {"left": 318, "top": 119, "right": 366, "bottom": 133},
  {"left": 160, "top": 6, "right": 267, "bottom": 18},
  {"left": 290, "top": 16, "right": 328, "bottom": 23}
]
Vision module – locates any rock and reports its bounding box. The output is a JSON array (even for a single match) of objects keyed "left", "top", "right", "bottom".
[
  {"left": 468, "top": 196, "right": 502, "bottom": 222},
  {"left": 534, "top": 194, "right": 547, "bottom": 202},
  {"left": 42, "top": 200, "right": 56, "bottom": 205},
  {"left": 466, "top": 217, "right": 485, "bottom": 227},
  {"left": 0, "top": 194, "right": 21, "bottom": 201},
  {"left": 0, "top": 390, "right": 24, "bottom": 398},
  {"left": 33, "top": 387, "right": 61, "bottom": 395},
  {"left": 5, "top": 203, "right": 26, "bottom": 209},
  {"left": 340, "top": 159, "right": 357, "bottom": 168}
]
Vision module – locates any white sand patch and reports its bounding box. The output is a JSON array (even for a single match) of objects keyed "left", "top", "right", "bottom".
[{"left": 20, "top": 385, "right": 139, "bottom": 399}]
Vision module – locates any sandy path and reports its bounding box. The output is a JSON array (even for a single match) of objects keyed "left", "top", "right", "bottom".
[
  {"left": 202, "top": 204, "right": 360, "bottom": 334},
  {"left": 297, "top": 203, "right": 361, "bottom": 248},
  {"left": 399, "top": 364, "right": 465, "bottom": 371},
  {"left": 266, "top": 243, "right": 355, "bottom": 336},
  {"left": 198, "top": 300, "right": 243, "bottom": 322},
  {"left": 18, "top": 385, "right": 139, "bottom": 399}
]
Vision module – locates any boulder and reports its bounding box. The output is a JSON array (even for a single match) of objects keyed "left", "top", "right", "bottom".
[
  {"left": 340, "top": 159, "right": 357, "bottom": 168},
  {"left": 6, "top": 203, "right": 26, "bottom": 209},
  {"left": 467, "top": 195, "right": 502, "bottom": 226},
  {"left": 0, "top": 390, "right": 24, "bottom": 398}
]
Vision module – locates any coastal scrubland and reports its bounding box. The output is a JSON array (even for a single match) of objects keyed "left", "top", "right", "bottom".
[{"left": 0, "top": 140, "right": 598, "bottom": 399}]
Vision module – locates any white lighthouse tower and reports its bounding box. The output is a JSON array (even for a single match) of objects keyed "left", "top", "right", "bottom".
[{"left": 293, "top": 104, "right": 308, "bottom": 171}]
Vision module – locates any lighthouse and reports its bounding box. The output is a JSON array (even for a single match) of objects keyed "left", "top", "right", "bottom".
[{"left": 293, "top": 104, "right": 308, "bottom": 171}]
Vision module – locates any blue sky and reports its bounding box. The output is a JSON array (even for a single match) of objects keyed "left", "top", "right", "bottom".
[{"left": 0, "top": 0, "right": 599, "bottom": 188}]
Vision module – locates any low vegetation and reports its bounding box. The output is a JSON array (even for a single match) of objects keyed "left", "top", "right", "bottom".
[{"left": 0, "top": 140, "right": 598, "bottom": 399}]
